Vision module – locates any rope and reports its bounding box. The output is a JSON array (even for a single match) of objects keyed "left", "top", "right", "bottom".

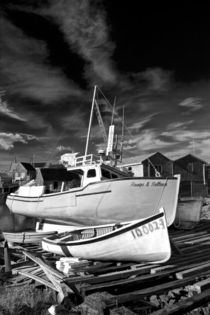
[
  {"left": 153, "top": 177, "right": 168, "bottom": 216},
  {"left": 147, "top": 159, "right": 161, "bottom": 177}
]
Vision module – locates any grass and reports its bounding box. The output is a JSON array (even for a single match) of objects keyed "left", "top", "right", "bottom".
[{"left": 0, "top": 284, "right": 57, "bottom": 315}]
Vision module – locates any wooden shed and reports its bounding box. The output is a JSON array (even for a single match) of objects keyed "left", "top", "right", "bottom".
[
  {"left": 141, "top": 152, "right": 173, "bottom": 177},
  {"left": 173, "top": 154, "right": 207, "bottom": 197}
]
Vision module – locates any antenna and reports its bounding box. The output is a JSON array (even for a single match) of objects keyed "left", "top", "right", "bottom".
[{"left": 111, "top": 97, "right": 116, "bottom": 125}]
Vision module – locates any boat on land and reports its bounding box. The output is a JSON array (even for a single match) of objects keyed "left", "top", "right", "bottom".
[
  {"left": 6, "top": 86, "right": 181, "bottom": 227},
  {"left": 3, "top": 230, "right": 57, "bottom": 244},
  {"left": 42, "top": 208, "right": 171, "bottom": 263}
]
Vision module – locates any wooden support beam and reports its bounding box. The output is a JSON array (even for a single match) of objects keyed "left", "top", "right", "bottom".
[
  {"left": 189, "top": 278, "right": 210, "bottom": 294},
  {"left": 176, "top": 262, "right": 210, "bottom": 279}
]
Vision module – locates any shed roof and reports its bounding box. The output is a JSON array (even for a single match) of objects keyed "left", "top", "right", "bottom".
[
  {"left": 142, "top": 152, "right": 171, "bottom": 163},
  {"left": 21, "top": 162, "right": 36, "bottom": 171}
]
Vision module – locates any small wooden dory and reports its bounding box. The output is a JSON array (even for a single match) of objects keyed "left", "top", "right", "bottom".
[
  {"left": 42, "top": 208, "right": 171, "bottom": 263},
  {"left": 3, "top": 230, "right": 57, "bottom": 244}
]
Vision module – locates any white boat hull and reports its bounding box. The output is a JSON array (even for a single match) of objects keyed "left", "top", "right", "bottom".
[
  {"left": 6, "top": 176, "right": 180, "bottom": 227},
  {"left": 3, "top": 230, "right": 57, "bottom": 244},
  {"left": 42, "top": 210, "right": 171, "bottom": 263}
]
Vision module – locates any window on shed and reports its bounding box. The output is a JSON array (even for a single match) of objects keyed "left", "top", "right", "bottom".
[
  {"left": 87, "top": 169, "right": 96, "bottom": 178},
  {"left": 154, "top": 165, "right": 162, "bottom": 174}
]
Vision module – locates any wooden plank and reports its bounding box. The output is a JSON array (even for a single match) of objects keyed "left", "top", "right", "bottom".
[
  {"left": 190, "top": 278, "right": 210, "bottom": 294},
  {"left": 82, "top": 257, "right": 210, "bottom": 295},
  {"left": 104, "top": 275, "right": 206, "bottom": 309},
  {"left": 151, "top": 259, "right": 210, "bottom": 274},
  {"left": 18, "top": 270, "right": 57, "bottom": 291},
  {"left": 23, "top": 251, "right": 65, "bottom": 280},
  {"left": 176, "top": 262, "right": 210, "bottom": 279},
  {"left": 64, "top": 264, "right": 156, "bottom": 285},
  {"left": 81, "top": 270, "right": 173, "bottom": 296},
  {"left": 149, "top": 288, "right": 210, "bottom": 315}
]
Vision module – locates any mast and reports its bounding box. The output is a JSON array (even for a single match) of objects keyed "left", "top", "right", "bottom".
[
  {"left": 85, "top": 85, "right": 97, "bottom": 156},
  {"left": 120, "top": 106, "right": 125, "bottom": 162},
  {"left": 94, "top": 99, "right": 108, "bottom": 144}
]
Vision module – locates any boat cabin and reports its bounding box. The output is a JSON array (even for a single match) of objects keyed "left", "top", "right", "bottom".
[{"left": 33, "top": 154, "right": 130, "bottom": 194}]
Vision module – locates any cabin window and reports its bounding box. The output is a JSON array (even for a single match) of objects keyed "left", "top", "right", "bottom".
[
  {"left": 101, "top": 169, "right": 111, "bottom": 179},
  {"left": 53, "top": 181, "right": 58, "bottom": 190},
  {"left": 87, "top": 169, "right": 96, "bottom": 178},
  {"left": 111, "top": 173, "right": 118, "bottom": 179}
]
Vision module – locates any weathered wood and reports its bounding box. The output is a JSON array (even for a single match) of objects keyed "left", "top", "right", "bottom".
[
  {"left": 149, "top": 288, "right": 210, "bottom": 315},
  {"left": 18, "top": 270, "right": 57, "bottom": 291},
  {"left": 64, "top": 264, "right": 156, "bottom": 285},
  {"left": 80, "top": 270, "right": 172, "bottom": 296},
  {"left": 23, "top": 251, "right": 65, "bottom": 280},
  {"left": 176, "top": 262, "right": 210, "bottom": 279},
  {"left": 151, "top": 259, "right": 210, "bottom": 274},
  {"left": 189, "top": 278, "right": 210, "bottom": 293}
]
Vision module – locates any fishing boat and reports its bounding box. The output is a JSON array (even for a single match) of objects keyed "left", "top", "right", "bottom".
[
  {"left": 42, "top": 208, "right": 171, "bottom": 263},
  {"left": 6, "top": 86, "right": 181, "bottom": 227},
  {"left": 3, "top": 230, "right": 57, "bottom": 244}
]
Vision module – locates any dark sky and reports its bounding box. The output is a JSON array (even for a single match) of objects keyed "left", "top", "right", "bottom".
[{"left": 1, "top": 0, "right": 210, "bottom": 167}]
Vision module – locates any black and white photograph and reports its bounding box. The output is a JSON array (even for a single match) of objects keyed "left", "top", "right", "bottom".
[{"left": 1, "top": 1, "right": 210, "bottom": 314}]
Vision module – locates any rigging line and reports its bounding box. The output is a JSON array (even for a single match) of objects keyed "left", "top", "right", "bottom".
[
  {"left": 96, "top": 86, "right": 132, "bottom": 137},
  {"left": 148, "top": 159, "right": 161, "bottom": 177},
  {"left": 153, "top": 177, "right": 169, "bottom": 215}
]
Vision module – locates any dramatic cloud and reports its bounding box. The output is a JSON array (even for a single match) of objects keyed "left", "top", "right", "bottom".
[
  {"left": 128, "top": 114, "right": 158, "bottom": 131},
  {"left": 0, "top": 93, "right": 26, "bottom": 121},
  {"left": 40, "top": 0, "right": 117, "bottom": 85},
  {"left": 0, "top": 132, "right": 38, "bottom": 150},
  {"left": 0, "top": 16, "right": 81, "bottom": 103},
  {"left": 162, "top": 129, "right": 209, "bottom": 142},
  {"left": 179, "top": 97, "right": 203, "bottom": 114}
]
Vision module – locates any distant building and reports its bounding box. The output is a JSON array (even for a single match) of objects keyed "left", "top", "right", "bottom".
[
  {"left": 173, "top": 154, "right": 207, "bottom": 197},
  {"left": 141, "top": 152, "right": 208, "bottom": 197},
  {"left": 9, "top": 162, "right": 36, "bottom": 184},
  {"left": 141, "top": 152, "right": 173, "bottom": 177}
]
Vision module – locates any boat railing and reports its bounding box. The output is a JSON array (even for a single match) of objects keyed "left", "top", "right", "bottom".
[{"left": 74, "top": 154, "right": 101, "bottom": 166}]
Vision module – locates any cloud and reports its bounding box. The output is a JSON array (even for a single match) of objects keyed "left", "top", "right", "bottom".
[
  {"left": 131, "top": 68, "right": 172, "bottom": 92},
  {"left": 0, "top": 16, "right": 82, "bottom": 104},
  {"left": 0, "top": 93, "right": 26, "bottom": 121},
  {"left": 162, "top": 129, "right": 209, "bottom": 142},
  {"left": 123, "top": 129, "right": 172, "bottom": 153},
  {"left": 179, "top": 97, "right": 203, "bottom": 113},
  {"left": 0, "top": 132, "right": 38, "bottom": 150},
  {"left": 128, "top": 114, "right": 158, "bottom": 131},
  {"left": 167, "top": 120, "right": 194, "bottom": 130},
  {"left": 39, "top": 0, "right": 117, "bottom": 85},
  {"left": 56, "top": 145, "right": 74, "bottom": 152}
]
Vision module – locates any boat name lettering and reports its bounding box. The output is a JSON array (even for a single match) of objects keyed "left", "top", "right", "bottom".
[
  {"left": 131, "top": 218, "right": 165, "bottom": 239},
  {"left": 131, "top": 181, "right": 167, "bottom": 188}
]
